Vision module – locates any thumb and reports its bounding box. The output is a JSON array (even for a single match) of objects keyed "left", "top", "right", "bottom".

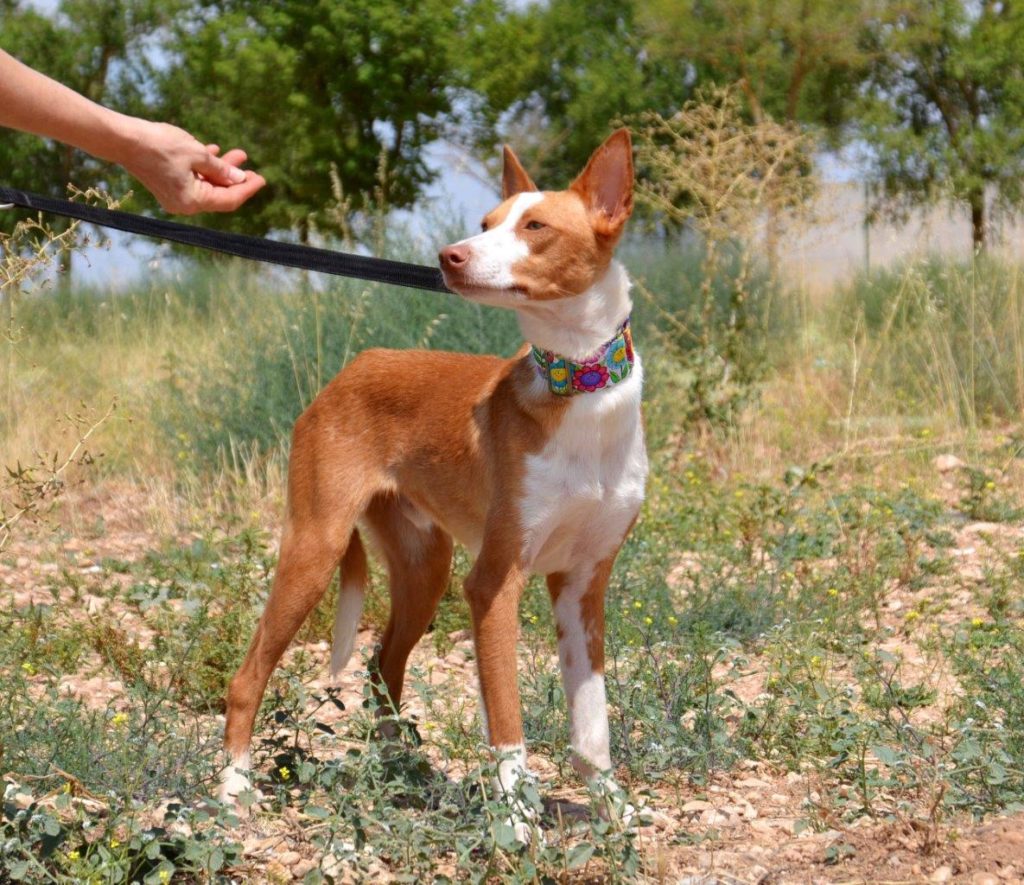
[{"left": 193, "top": 150, "right": 247, "bottom": 186}]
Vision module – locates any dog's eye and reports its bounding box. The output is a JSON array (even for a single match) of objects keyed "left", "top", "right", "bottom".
[{"left": 525, "top": 220, "right": 545, "bottom": 231}]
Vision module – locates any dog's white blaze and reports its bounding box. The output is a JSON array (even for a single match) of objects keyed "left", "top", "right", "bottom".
[
  {"left": 453, "top": 192, "right": 543, "bottom": 294},
  {"left": 552, "top": 572, "right": 612, "bottom": 774},
  {"left": 218, "top": 750, "right": 252, "bottom": 803},
  {"left": 330, "top": 577, "right": 365, "bottom": 678},
  {"left": 521, "top": 369, "right": 647, "bottom": 575},
  {"left": 518, "top": 259, "right": 646, "bottom": 575}
]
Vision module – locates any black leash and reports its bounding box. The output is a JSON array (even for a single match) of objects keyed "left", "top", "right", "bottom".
[{"left": 0, "top": 186, "right": 450, "bottom": 293}]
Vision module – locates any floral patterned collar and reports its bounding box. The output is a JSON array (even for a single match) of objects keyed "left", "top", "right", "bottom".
[{"left": 530, "top": 318, "right": 635, "bottom": 397}]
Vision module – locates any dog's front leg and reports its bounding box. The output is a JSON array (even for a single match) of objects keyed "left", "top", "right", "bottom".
[
  {"left": 463, "top": 550, "right": 534, "bottom": 837},
  {"left": 547, "top": 556, "right": 614, "bottom": 780},
  {"left": 547, "top": 553, "right": 635, "bottom": 823}
]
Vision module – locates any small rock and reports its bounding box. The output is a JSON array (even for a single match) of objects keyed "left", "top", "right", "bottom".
[
  {"left": 15, "top": 557, "right": 29, "bottom": 568},
  {"left": 933, "top": 454, "right": 965, "bottom": 473},
  {"left": 735, "top": 777, "right": 771, "bottom": 790},
  {"left": 292, "top": 859, "right": 316, "bottom": 878},
  {"left": 277, "top": 850, "right": 302, "bottom": 866},
  {"left": 930, "top": 865, "right": 953, "bottom": 883},
  {"left": 971, "top": 874, "right": 999, "bottom": 885},
  {"left": 264, "top": 860, "right": 290, "bottom": 883},
  {"left": 700, "top": 808, "right": 736, "bottom": 827},
  {"left": 682, "top": 799, "right": 713, "bottom": 814}
]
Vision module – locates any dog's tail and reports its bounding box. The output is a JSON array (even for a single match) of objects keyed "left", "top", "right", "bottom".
[{"left": 330, "top": 529, "right": 368, "bottom": 679}]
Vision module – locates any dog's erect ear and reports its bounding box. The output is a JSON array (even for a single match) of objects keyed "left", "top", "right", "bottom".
[
  {"left": 570, "top": 128, "right": 634, "bottom": 240},
  {"left": 502, "top": 145, "right": 538, "bottom": 200}
]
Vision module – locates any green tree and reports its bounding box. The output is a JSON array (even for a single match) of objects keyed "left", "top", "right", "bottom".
[
  {"left": 858, "top": 0, "right": 1024, "bottom": 251},
  {"left": 639, "top": 0, "right": 877, "bottom": 127},
  {"left": 460, "top": 0, "right": 690, "bottom": 188},
  {"left": 0, "top": 0, "right": 168, "bottom": 229},
  {"left": 158, "top": 0, "right": 469, "bottom": 238}
]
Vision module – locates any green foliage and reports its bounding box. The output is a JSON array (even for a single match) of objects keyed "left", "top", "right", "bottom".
[
  {"left": 627, "top": 87, "right": 812, "bottom": 430},
  {"left": 459, "top": 0, "right": 690, "bottom": 187},
  {"left": 639, "top": 0, "right": 876, "bottom": 125},
  {"left": 157, "top": 0, "right": 470, "bottom": 235},
  {"left": 858, "top": 0, "right": 1024, "bottom": 250}
]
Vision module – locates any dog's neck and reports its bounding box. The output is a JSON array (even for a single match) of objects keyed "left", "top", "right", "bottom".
[{"left": 515, "top": 261, "right": 633, "bottom": 363}]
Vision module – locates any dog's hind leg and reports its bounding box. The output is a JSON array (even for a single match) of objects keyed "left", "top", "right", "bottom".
[
  {"left": 363, "top": 494, "right": 453, "bottom": 720},
  {"left": 220, "top": 516, "right": 362, "bottom": 803},
  {"left": 220, "top": 413, "right": 379, "bottom": 804}
]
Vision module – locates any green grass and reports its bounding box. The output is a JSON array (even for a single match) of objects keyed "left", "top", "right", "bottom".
[{"left": 3, "top": 235, "right": 1024, "bottom": 880}]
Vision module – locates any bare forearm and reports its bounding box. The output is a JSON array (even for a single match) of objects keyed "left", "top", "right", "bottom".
[
  {"left": 0, "top": 49, "right": 140, "bottom": 165},
  {"left": 0, "top": 49, "right": 265, "bottom": 214}
]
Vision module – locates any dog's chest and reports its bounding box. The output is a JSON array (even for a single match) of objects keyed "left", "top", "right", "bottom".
[{"left": 519, "top": 375, "right": 647, "bottom": 575}]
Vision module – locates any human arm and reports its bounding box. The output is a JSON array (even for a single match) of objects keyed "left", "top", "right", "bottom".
[{"left": 0, "top": 50, "right": 265, "bottom": 214}]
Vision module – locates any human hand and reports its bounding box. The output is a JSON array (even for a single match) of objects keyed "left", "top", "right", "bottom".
[{"left": 118, "top": 120, "right": 266, "bottom": 215}]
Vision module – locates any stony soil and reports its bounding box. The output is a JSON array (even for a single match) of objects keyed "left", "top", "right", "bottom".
[{"left": 3, "top": 477, "right": 1024, "bottom": 884}]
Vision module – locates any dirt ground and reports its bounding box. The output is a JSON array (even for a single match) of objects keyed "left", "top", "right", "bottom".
[{"left": 3, "top": 481, "right": 1024, "bottom": 884}]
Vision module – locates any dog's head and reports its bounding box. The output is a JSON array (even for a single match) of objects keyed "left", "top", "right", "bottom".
[{"left": 439, "top": 129, "right": 633, "bottom": 306}]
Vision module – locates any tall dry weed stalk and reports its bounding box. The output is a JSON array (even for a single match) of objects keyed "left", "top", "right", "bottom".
[
  {"left": 631, "top": 85, "right": 817, "bottom": 427},
  {"left": 0, "top": 188, "right": 118, "bottom": 552}
]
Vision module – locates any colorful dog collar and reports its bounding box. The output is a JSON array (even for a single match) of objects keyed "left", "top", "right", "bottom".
[{"left": 531, "top": 318, "right": 635, "bottom": 397}]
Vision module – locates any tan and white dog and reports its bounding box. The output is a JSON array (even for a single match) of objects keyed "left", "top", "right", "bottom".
[{"left": 220, "top": 129, "right": 647, "bottom": 835}]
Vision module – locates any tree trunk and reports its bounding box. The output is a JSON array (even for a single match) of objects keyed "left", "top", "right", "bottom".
[{"left": 970, "top": 189, "right": 986, "bottom": 253}]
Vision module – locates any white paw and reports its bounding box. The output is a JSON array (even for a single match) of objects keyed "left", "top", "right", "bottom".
[
  {"left": 587, "top": 773, "right": 643, "bottom": 828},
  {"left": 218, "top": 754, "right": 260, "bottom": 814},
  {"left": 494, "top": 810, "right": 544, "bottom": 848},
  {"left": 513, "top": 817, "right": 534, "bottom": 845}
]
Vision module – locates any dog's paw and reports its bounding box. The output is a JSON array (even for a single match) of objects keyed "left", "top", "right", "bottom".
[
  {"left": 493, "top": 811, "right": 545, "bottom": 848},
  {"left": 218, "top": 756, "right": 262, "bottom": 818},
  {"left": 512, "top": 816, "right": 534, "bottom": 845},
  {"left": 587, "top": 773, "right": 646, "bottom": 829}
]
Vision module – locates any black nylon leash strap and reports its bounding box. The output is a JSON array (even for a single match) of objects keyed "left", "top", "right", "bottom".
[{"left": 0, "top": 186, "right": 450, "bottom": 293}]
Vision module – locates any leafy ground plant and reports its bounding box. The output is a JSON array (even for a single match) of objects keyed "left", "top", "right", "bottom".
[{"left": 2, "top": 419, "right": 1024, "bottom": 881}]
